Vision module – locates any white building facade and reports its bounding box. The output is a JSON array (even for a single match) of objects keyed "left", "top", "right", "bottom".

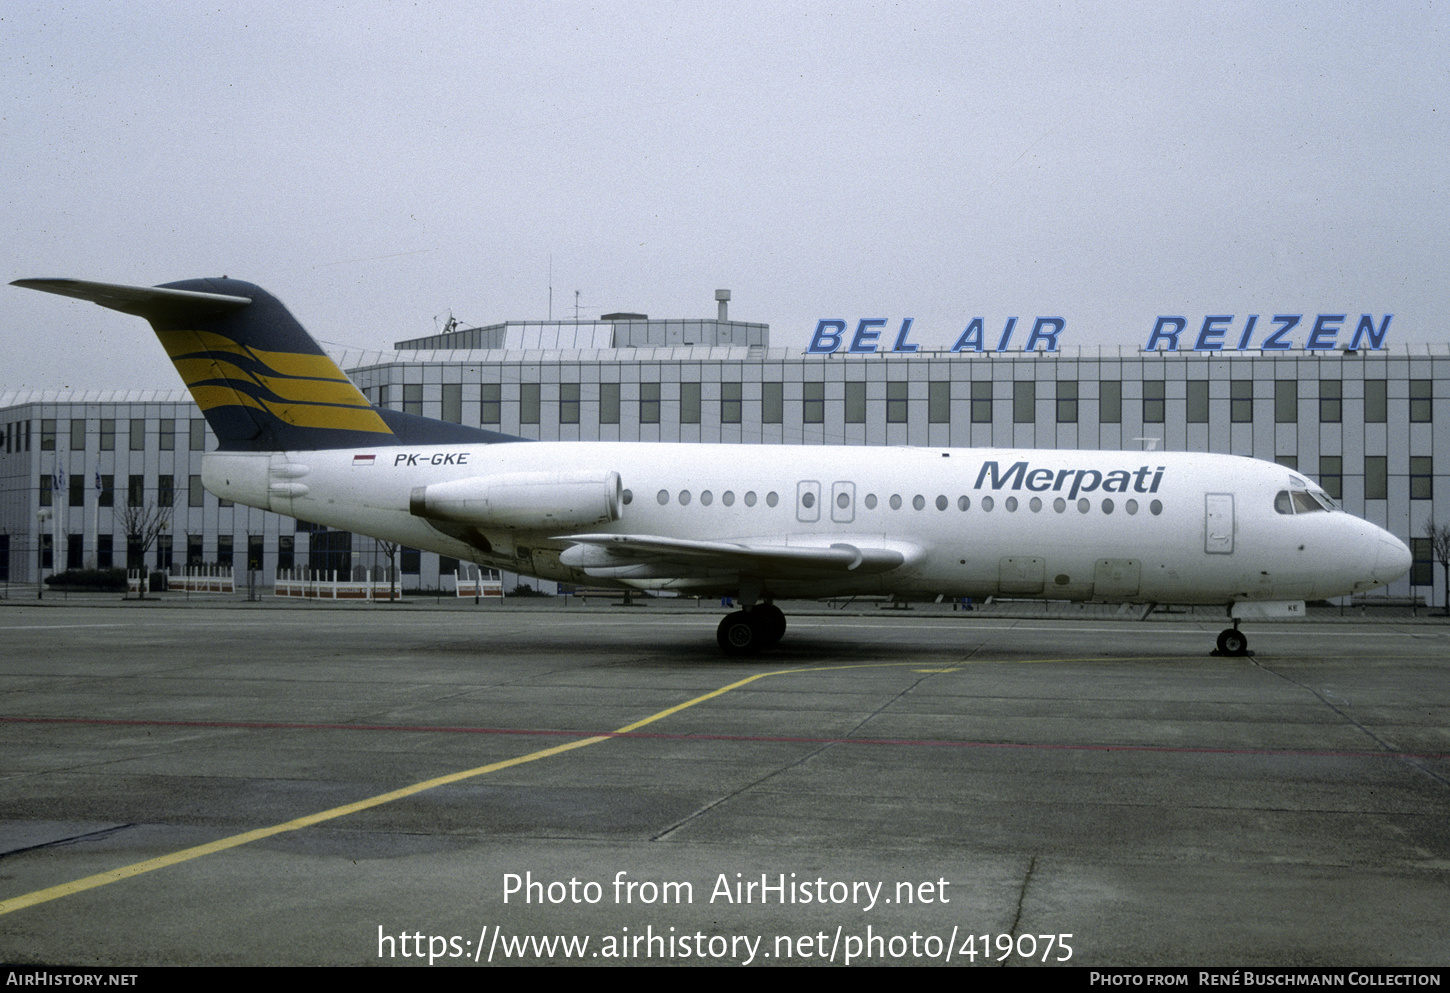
[{"left": 2, "top": 319, "right": 1445, "bottom": 603}]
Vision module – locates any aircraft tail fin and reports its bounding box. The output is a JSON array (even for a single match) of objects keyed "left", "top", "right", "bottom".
[{"left": 13, "top": 277, "right": 514, "bottom": 452}]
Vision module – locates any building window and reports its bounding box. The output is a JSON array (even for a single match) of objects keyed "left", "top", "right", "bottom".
[
  {"left": 762, "top": 382, "right": 784, "bottom": 424},
  {"left": 1186, "top": 381, "right": 1208, "bottom": 424},
  {"left": 41, "top": 419, "right": 55, "bottom": 451},
  {"left": 97, "top": 535, "right": 113, "bottom": 570},
  {"left": 928, "top": 381, "right": 950, "bottom": 424},
  {"left": 1056, "top": 381, "right": 1078, "bottom": 424},
  {"left": 600, "top": 383, "right": 621, "bottom": 424},
  {"left": 1275, "top": 455, "right": 1298, "bottom": 471},
  {"left": 639, "top": 383, "right": 660, "bottom": 424},
  {"left": 1410, "top": 457, "right": 1433, "bottom": 500},
  {"left": 1230, "top": 381, "right": 1253, "bottom": 423},
  {"left": 1411, "top": 538, "right": 1433, "bottom": 587},
  {"left": 887, "top": 382, "right": 908, "bottom": 424},
  {"left": 401, "top": 547, "right": 420, "bottom": 574},
  {"left": 159, "top": 418, "right": 175, "bottom": 451},
  {"left": 187, "top": 535, "right": 204, "bottom": 567},
  {"left": 157, "top": 534, "right": 173, "bottom": 571},
  {"left": 803, "top": 382, "right": 824, "bottom": 424},
  {"left": 100, "top": 419, "right": 115, "bottom": 451},
  {"left": 520, "top": 383, "right": 540, "bottom": 424},
  {"left": 217, "top": 535, "right": 233, "bottom": 568},
  {"left": 403, "top": 384, "right": 423, "bottom": 416},
  {"left": 1364, "top": 380, "right": 1387, "bottom": 423},
  {"left": 1013, "top": 381, "right": 1035, "bottom": 424},
  {"left": 130, "top": 418, "right": 145, "bottom": 451},
  {"left": 1410, "top": 380, "right": 1432, "bottom": 423},
  {"left": 441, "top": 383, "right": 463, "bottom": 423},
  {"left": 481, "top": 384, "right": 501, "bottom": 424},
  {"left": 100, "top": 475, "right": 114, "bottom": 508},
  {"left": 721, "top": 382, "right": 742, "bottom": 424},
  {"left": 680, "top": 383, "right": 701, "bottom": 425},
  {"left": 971, "top": 382, "right": 993, "bottom": 423},
  {"left": 190, "top": 418, "right": 206, "bottom": 451},
  {"left": 1319, "top": 456, "right": 1343, "bottom": 500},
  {"left": 70, "top": 419, "right": 86, "bottom": 449},
  {"left": 1319, "top": 381, "right": 1342, "bottom": 423},
  {"left": 39, "top": 476, "right": 52, "bottom": 507},
  {"left": 247, "top": 535, "right": 264, "bottom": 571},
  {"left": 844, "top": 382, "right": 867, "bottom": 424},
  {"left": 189, "top": 475, "right": 204, "bottom": 507},
  {"left": 1365, "top": 456, "right": 1387, "bottom": 500},
  {"left": 158, "top": 475, "right": 174, "bottom": 508},
  {"left": 128, "top": 475, "right": 145, "bottom": 507},
  {"left": 278, "top": 535, "right": 294, "bottom": 572},
  {"left": 1142, "top": 381, "right": 1165, "bottom": 424},
  {"left": 1275, "top": 380, "right": 1298, "bottom": 423},
  {"left": 559, "top": 383, "right": 580, "bottom": 425},
  {"left": 69, "top": 474, "right": 85, "bottom": 507}
]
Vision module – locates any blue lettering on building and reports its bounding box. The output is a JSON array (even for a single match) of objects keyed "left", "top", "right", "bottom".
[{"left": 1144, "top": 313, "right": 1393, "bottom": 351}]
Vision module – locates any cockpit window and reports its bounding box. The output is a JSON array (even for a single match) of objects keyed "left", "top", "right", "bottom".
[
  {"left": 1291, "top": 490, "right": 1324, "bottom": 513},
  {"left": 1276, "top": 489, "right": 1333, "bottom": 514}
]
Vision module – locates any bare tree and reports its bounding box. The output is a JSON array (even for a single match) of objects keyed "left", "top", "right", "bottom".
[
  {"left": 375, "top": 538, "right": 400, "bottom": 602},
  {"left": 119, "top": 501, "right": 171, "bottom": 599},
  {"left": 1426, "top": 517, "right": 1450, "bottom": 617}
]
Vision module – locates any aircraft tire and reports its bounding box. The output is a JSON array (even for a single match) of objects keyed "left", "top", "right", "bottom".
[
  {"left": 717, "top": 611, "right": 761, "bottom": 656},
  {"left": 755, "top": 604, "right": 787, "bottom": 646},
  {"left": 1216, "top": 628, "right": 1248, "bottom": 656}
]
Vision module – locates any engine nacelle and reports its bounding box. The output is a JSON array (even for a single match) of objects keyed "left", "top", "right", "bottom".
[{"left": 409, "top": 470, "right": 622, "bottom": 530}]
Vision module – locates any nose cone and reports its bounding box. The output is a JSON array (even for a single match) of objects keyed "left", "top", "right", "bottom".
[{"left": 1371, "top": 533, "right": 1413, "bottom": 587}]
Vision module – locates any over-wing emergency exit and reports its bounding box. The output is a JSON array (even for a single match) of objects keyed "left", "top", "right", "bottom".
[{"left": 13, "top": 276, "right": 1412, "bottom": 656}]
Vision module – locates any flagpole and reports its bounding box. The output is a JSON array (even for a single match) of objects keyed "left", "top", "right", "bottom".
[{"left": 89, "top": 468, "right": 99, "bottom": 569}]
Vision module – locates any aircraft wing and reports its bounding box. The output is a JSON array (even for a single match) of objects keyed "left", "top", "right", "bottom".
[{"left": 554, "top": 532, "right": 918, "bottom": 580}]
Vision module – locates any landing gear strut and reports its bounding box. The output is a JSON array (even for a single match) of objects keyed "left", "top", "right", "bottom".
[
  {"left": 716, "top": 603, "right": 787, "bottom": 656},
  {"left": 1215, "top": 625, "right": 1249, "bottom": 657}
]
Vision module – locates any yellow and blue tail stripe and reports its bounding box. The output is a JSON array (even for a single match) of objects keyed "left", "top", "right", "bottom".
[{"left": 13, "top": 276, "right": 521, "bottom": 452}]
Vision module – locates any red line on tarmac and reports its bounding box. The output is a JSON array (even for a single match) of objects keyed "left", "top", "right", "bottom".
[{"left": 3, "top": 714, "right": 1445, "bottom": 762}]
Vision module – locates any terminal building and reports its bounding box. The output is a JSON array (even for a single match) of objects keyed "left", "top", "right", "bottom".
[{"left": 2, "top": 296, "right": 1445, "bottom": 606}]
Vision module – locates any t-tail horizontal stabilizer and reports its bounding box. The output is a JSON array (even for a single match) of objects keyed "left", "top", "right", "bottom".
[{"left": 13, "top": 276, "right": 521, "bottom": 452}]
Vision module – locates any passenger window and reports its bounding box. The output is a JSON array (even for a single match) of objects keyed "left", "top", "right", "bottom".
[
  {"left": 766, "top": 492, "right": 779, "bottom": 507},
  {"left": 865, "top": 494, "right": 877, "bottom": 509}
]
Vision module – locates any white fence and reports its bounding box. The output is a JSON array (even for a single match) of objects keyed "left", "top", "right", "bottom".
[
  {"left": 129, "top": 565, "right": 236, "bottom": 594},
  {"left": 273, "top": 568, "right": 403, "bottom": 601},
  {"left": 454, "top": 566, "right": 504, "bottom": 598}
]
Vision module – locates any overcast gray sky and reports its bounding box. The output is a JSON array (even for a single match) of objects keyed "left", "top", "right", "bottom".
[{"left": 3, "top": 1, "right": 1445, "bottom": 389}]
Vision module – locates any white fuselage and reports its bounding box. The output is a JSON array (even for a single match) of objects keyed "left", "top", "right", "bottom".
[{"left": 203, "top": 443, "right": 1408, "bottom": 604}]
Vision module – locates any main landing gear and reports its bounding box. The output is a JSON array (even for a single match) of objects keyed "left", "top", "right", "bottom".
[
  {"left": 1215, "top": 625, "right": 1249, "bottom": 657},
  {"left": 717, "top": 603, "right": 787, "bottom": 656}
]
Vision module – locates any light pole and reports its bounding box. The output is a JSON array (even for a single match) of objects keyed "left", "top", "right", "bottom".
[{"left": 36, "top": 508, "right": 52, "bottom": 600}]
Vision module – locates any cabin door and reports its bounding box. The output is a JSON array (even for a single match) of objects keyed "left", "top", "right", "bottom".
[{"left": 1205, "top": 493, "right": 1235, "bottom": 554}]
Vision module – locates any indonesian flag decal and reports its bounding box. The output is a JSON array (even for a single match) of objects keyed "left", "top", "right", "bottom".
[{"left": 352, "top": 454, "right": 376, "bottom": 467}]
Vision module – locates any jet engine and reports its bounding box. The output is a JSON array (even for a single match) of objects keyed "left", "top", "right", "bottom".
[{"left": 409, "top": 470, "right": 622, "bottom": 530}]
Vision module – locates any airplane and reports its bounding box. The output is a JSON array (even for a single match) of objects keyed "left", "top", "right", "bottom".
[{"left": 14, "top": 276, "right": 1413, "bottom": 657}]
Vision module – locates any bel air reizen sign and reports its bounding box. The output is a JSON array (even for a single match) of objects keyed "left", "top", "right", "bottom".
[{"left": 806, "top": 315, "right": 1394, "bottom": 353}]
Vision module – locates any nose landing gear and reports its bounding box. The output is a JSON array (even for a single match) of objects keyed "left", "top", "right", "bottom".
[{"left": 1215, "top": 625, "right": 1249, "bottom": 657}]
